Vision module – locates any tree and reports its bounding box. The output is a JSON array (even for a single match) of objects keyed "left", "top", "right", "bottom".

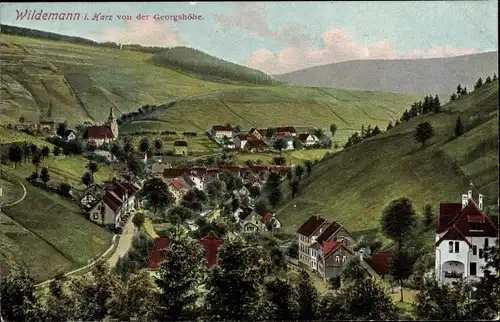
[
  {"left": 493, "top": 73, "right": 497, "bottom": 81},
  {"left": 371, "top": 125, "right": 381, "bottom": 136},
  {"left": 155, "top": 235, "right": 205, "bottom": 321},
  {"left": 87, "top": 161, "right": 99, "bottom": 182},
  {"left": 461, "top": 86, "right": 468, "bottom": 95},
  {"left": 52, "top": 146, "right": 61, "bottom": 158},
  {"left": 380, "top": 197, "right": 417, "bottom": 251},
  {"left": 19, "top": 115, "right": 25, "bottom": 124},
  {"left": 40, "top": 167, "right": 50, "bottom": 186},
  {"left": 328, "top": 276, "right": 341, "bottom": 291},
  {"left": 139, "top": 136, "right": 150, "bottom": 153},
  {"left": 341, "top": 256, "right": 367, "bottom": 282},
  {"left": 44, "top": 277, "right": 77, "bottom": 321},
  {"left": 414, "top": 122, "right": 435, "bottom": 147},
  {"left": 386, "top": 121, "right": 393, "bottom": 130},
  {"left": 254, "top": 199, "right": 268, "bottom": 216},
  {"left": 291, "top": 179, "right": 300, "bottom": 199},
  {"left": 0, "top": 269, "right": 43, "bottom": 322},
  {"left": 40, "top": 145, "right": 50, "bottom": 160},
  {"left": 166, "top": 206, "right": 194, "bottom": 225},
  {"left": 56, "top": 122, "right": 67, "bottom": 138},
  {"left": 116, "top": 270, "right": 158, "bottom": 321},
  {"left": 485, "top": 76, "right": 492, "bottom": 84},
  {"left": 295, "top": 165, "right": 304, "bottom": 179},
  {"left": 474, "top": 77, "right": 484, "bottom": 89},
  {"left": 132, "top": 212, "right": 145, "bottom": 230},
  {"left": 337, "top": 277, "right": 399, "bottom": 320},
  {"left": 455, "top": 115, "right": 464, "bottom": 137},
  {"left": 265, "top": 277, "right": 298, "bottom": 321},
  {"left": 59, "top": 182, "right": 72, "bottom": 197},
  {"left": 304, "top": 160, "right": 313, "bottom": 176},
  {"left": 432, "top": 95, "right": 441, "bottom": 113},
  {"left": 273, "top": 139, "right": 287, "bottom": 154},
  {"left": 268, "top": 186, "right": 282, "bottom": 208},
  {"left": 81, "top": 171, "right": 93, "bottom": 189},
  {"left": 456, "top": 84, "right": 462, "bottom": 95},
  {"left": 471, "top": 240, "right": 500, "bottom": 319},
  {"left": 413, "top": 278, "right": 473, "bottom": 320},
  {"left": 124, "top": 137, "right": 135, "bottom": 155},
  {"left": 296, "top": 269, "right": 319, "bottom": 320},
  {"left": 286, "top": 169, "right": 293, "bottom": 182},
  {"left": 154, "top": 139, "right": 163, "bottom": 153},
  {"left": 450, "top": 93, "right": 457, "bottom": 101},
  {"left": 69, "top": 261, "right": 124, "bottom": 321},
  {"left": 86, "top": 140, "right": 97, "bottom": 152},
  {"left": 31, "top": 153, "right": 41, "bottom": 173},
  {"left": 329, "top": 123, "right": 338, "bottom": 138},
  {"left": 422, "top": 204, "right": 435, "bottom": 227},
  {"left": 127, "top": 157, "right": 146, "bottom": 177},
  {"left": 8, "top": 144, "right": 23, "bottom": 168},
  {"left": 139, "top": 178, "right": 175, "bottom": 215},
  {"left": 205, "top": 239, "right": 268, "bottom": 321},
  {"left": 389, "top": 250, "right": 414, "bottom": 302}
]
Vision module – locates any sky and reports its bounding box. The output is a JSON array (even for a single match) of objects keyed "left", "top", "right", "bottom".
[{"left": 1, "top": 1, "right": 498, "bottom": 74}]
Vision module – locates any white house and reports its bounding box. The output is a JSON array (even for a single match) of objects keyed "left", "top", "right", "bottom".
[
  {"left": 271, "top": 133, "right": 294, "bottom": 150},
  {"left": 178, "top": 173, "right": 203, "bottom": 191},
  {"left": 211, "top": 125, "right": 233, "bottom": 140},
  {"left": 93, "top": 150, "right": 118, "bottom": 163},
  {"left": 233, "top": 134, "right": 249, "bottom": 150},
  {"left": 435, "top": 191, "right": 498, "bottom": 285},
  {"left": 297, "top": 133, "right": 319, "bottom": 146}
]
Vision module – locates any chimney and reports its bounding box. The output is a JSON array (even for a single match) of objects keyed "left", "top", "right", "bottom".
[
  {"left": 462, "top": 194, "right": 468, "bottom": 209},
  {"left": 478, "top": 194, "right": 484, "bottom": 210},
  {"left": 358, "top": 249, "right": 364, "bottom": 262},
  {"left": 468, "top": 190, "right": 473, "bottom": 200},
  {"left": 319, "top": 227, "right": 324, "bottom": 234},
  {"left": 316, "top": 214, "right": 320, "bottom": 220}
]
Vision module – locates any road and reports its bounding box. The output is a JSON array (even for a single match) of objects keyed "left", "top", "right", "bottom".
[{"left": 107, "top": 213, "right": 136, "bottom": 267}]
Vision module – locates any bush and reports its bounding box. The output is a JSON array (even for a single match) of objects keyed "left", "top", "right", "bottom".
[{"left": 273, "top": 156, "right": 286, "bottom": 165}]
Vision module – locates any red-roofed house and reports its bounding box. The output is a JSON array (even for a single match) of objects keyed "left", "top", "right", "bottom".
[
  {"left": 233, "top": 134, "right": 249, "bottom": 150},
  {"left": 365, "top": 252, "right": 392, "bottom": 278},
  {"left": 211, "top": 125, "right": 233, "bottom": 140},
  {"left": 146, "top": 236, "right": 223, "bottom": 278},
  {"left": 261, "top": 213, "right": 282, "bottom": 230},
  {"left": 316, "top": 241, "right": 356, "bottom": 281},
  {"left": 435, "top": 190, "right": 498, "bottom": 284},
  {"left": 297, "top": 215, "right": 329, "bottom": 269}
]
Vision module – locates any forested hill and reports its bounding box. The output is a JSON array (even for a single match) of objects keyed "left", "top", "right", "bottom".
[{"left": 150, "top": 47, "right": 276, "bottom": 85}]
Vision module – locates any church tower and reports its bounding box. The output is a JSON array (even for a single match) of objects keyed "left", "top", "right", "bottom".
[{"left": 106, "top": 107, "right": 118, "bottom": 138}]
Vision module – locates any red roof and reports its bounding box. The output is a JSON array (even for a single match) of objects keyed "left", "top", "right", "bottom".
[
  {"left": 366, "top": 252, "right": 392, "bottom": 276},
  {"left": 170, "top": 179, "right": 185, "bottom": 190},
  {"left": 146, "top": 238, "right": 171, "bottom": 269},
  {"left": 102, "top": 191, "right": 122, "bottom": 212},
  {"left": 275, "top": 126, "right": 296, "bottom": 133},
  {"left": 199, "top": 236, "right": 224, "bottom": 268},
  {"left": 245, "top": 139, "right": 264, "bottom": 149},
  {"left": 322, "top": 241, "right": 342, "bottom": 257},
  {"left": 437, "top": 199, "right": 498, "bottom": 237},
  {"left": 316, "top": 221, "right": 341, "bottom": 245},
  {"left": 261, "top": 213, "right": 273, "bottom": 224},
  {"left": 297, "top": 215, "right": 327, "bottom": 237},
  {"left": 174, "top": 140, "right": 188, "bottom": 147},
  {"left": 83, "top": 125, "right": 114, "bottom": 140},
  {"left": 147, "top": 237, "right": 223, "bottom": 269},
  {"left": 212, "top": 125, "right": 232, "bottom": 131},
  {"left": 180, "top": 173, "right": 196, "bottom": 187}
]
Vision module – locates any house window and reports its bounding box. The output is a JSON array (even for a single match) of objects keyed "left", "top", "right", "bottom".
[
  {"left": 448, "top": 241, "right": 453, "bottom": 253},
  {"left": 470, "top": 222, "right": 483, "bottom": 231},
  {"left": 484, "top": 238, "right": 489, "bottom": 248},
  {"left": 479, "top": 249, "right": 484, "bottom": 259},
  {"left": 470, "top": 262, "right": 477, "bottom": 276},
  {"left": 454, "top": 241, "right": 459, "bottom": 253},
  {"left": 335, "top": 256, "right": 340, "bottom": 262},
  {"left": 342, "top": 256, "right": 347, "bottom": 263},
  {"left": 472, "top": 245, "right": 477, "bottom": 256},
  {"left": 92, "top": 213, "right": 98, "bottom": 220}
]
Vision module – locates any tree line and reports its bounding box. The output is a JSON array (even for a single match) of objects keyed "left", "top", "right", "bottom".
[
  {"left": 343, "top": 124, "right": 383, "bottom": 149},
  {"left": 1, "top": 232, "right": 498, "bottom": 322}
]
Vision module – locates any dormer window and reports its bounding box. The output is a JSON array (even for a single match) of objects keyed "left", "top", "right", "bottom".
[{"left": 469, "top": 222, "right": 483, "bottom": 232}]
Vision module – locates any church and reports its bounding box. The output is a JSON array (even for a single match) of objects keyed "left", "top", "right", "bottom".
[{"left": 82, "top": 107, "right": 118, "bottom": 147}]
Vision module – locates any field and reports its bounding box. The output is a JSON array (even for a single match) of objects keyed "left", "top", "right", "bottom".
[
  {"left": 233, "top": 149, "right": 333, "bottom": 166},
  {"left": 272, "top": 81, "right": 499, "bottom": 246},
  {"left": 0, "top": 168, "right": 113, "bottom": 282},
  {"left": 1, "top": 34, "right": 420, "bottom": 139},
  {"left": 119, "top": 129, "right": 220, "bottom": 154}
]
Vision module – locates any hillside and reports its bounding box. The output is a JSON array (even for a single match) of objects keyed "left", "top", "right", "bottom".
[
  {"left": 273, "top": 80, "right": 498, "bottom": 246},
  {"left": 0, "top": 33, "right": 419, "bottom": 136},
  {"left": 151, "top": 47, "right": 276, "bottom": 84},
  {"left": 275, "top": 52, "right": 498, "bottom": 94}
]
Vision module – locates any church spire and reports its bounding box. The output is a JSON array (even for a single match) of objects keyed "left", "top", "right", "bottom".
[{"left": 108, "top": 106, "right": 115, "bottom": 120}]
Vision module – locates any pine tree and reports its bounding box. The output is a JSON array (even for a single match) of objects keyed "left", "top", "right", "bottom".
[
  {"left": 450, "top": 93, "right": 458, "bottom": 101},
  {"left": 485, "top": 76, "right": 492, "bottom": 84},
  {"left": 455, "top": 115, "right": 464, "bottom": 137},
  {"left": 456, "top": 84, "right": 462, "bottom": 95},
  {"left": 474, "top": 77, "right": 484, "bottom": 89},
  {"left": 461, "top": 87, "right": 468, "bottom": 95},
  {"left": 386, "top": 121, "right": 393, "bottom": 130},
  {"left": 155, "top": 235, "right": 205, "bottom": 321},
  {"left": 432, "top": 95, "right": 441, "bottom": 113},
  {"left": 296, "top": 269, "right": 319, "bottom": 320},
  {"left": 493, "top": 73, "right": 497, "bottom": 81}
]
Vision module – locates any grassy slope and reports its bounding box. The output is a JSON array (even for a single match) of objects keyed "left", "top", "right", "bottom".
[
  {"left": 1, "top": 34, "right": 420, "bottom": 138},
  {"left": 273, "top": 81, "right": 499, "bottom": 244},
  {"left": 0, "top": 169, "right": 112, "bottom": 281}
]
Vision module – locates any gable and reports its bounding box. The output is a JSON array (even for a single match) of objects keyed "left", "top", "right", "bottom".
[{"left": 297, "top": 216, "right": 327, "bottom": 237}]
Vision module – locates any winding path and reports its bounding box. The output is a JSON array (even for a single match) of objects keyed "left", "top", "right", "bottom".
[{"left": 2, "top": 181, "right": 27, "bottom": 207}]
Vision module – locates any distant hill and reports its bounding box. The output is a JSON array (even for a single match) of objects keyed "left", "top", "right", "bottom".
[
  {"left": 271, "top": 80, "right": 498, "bottom": 250},
  {"left": 151, "top": 47, "right": 276, "bottom": 85},
  {"left": 274, "top": 52, "right": 498, "bottom": 94}
]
